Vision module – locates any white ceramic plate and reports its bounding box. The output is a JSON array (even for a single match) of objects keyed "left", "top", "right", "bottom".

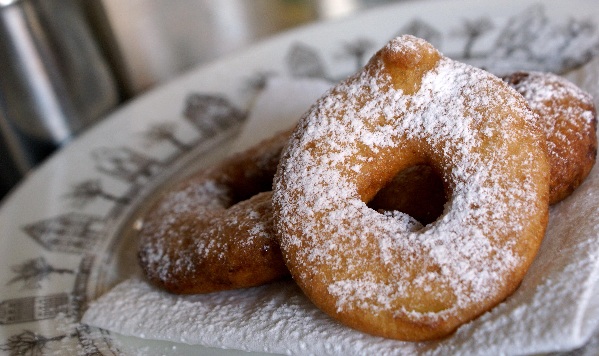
[{"left": 1, "top": 0, "right": 599, "bottom": 354}]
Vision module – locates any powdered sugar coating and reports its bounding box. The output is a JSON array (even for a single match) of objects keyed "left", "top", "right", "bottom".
[
  {"left": 138, "top": 131, "right": 290, "bottom": 294},
  {"left": 505, "top": 71, "right": 597, "bottom": 203},
  {"left": 273, "top": 36, "right": 549, "bottom": 340},
  {"left": 139, "top": 179, "right": 230, "bottom": 279},
  {"left": 507, "top": 71, "right": 596, "bottom": 162}
]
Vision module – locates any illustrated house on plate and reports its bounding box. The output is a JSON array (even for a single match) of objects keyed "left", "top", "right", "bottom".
[
  {"left": 0, "top": 293, "right": 74, "bottom": 325},
  {"left": 23, "top": 213, "right": 104, "bottom": 254},
  {"left": 183, "top": 94, "right": 246, "bottom": 138}
]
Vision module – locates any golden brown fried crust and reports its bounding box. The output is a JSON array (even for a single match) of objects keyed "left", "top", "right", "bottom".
[
  {"left": 503, "top": 71, "right": 597, "bottom": 204},
  {"left": 272, "top": 35, "right": 550, "bottom": 341},
  {"left": 137, "top": 130, "right": 292, "bottom": 294}
]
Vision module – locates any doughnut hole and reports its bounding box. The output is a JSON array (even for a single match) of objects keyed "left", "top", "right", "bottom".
[
  {"left": 368, "top": 165, "right": 446, "bottom": 226},
  {"left": 223, "top": 160, "right": 279, "bottom": 205},
  {"left": 217, "top": 132, "right": 288, "bottom": 206}
]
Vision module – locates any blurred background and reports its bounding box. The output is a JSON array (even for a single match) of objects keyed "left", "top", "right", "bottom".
[{"left": 0, "top": 0, "right": 407, "bottom": 201}]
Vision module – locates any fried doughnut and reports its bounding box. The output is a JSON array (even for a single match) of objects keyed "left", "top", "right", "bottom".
[
  {"left": 137, "top": 130, "right": 291, "bottom": 294},
  {"left": 272, "top": 35, "right": 550, "bottom": 341},
  {"left": 504, "top": 71, "right": 597, "bottom": 204}
]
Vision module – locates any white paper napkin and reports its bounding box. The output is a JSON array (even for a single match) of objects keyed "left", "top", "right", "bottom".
[
  {"left": 82, "top": 74, "right": 599, "bottom": 355},
  {"left": 230, "top": 77, "right": 333, "bottom": 153}
]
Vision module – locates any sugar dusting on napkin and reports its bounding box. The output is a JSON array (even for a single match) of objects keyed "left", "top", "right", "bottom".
[{"left": 82, "top": 73, "right": 599, "bottom": 355}]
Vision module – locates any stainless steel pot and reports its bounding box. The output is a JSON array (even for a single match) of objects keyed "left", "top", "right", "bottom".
[{"left": 0, "top": 0, "right": 119, "bottom": 197}]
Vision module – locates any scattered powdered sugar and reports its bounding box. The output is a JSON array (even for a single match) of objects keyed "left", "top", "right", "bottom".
[
  {"left": 507, "top": 71, "right": 596, "bottom": 169},
  {"left": 137, "top": 178, "right": 231, "bottom": 282},
  {"left": 137, "top": 131, "right": 286, "bottom": 287},
  {"left": 511, "top": 72, "right": 595, "bottom": 125},
  {"left": 82, "top": 70, "right": 599, "bottom": 355},
  {"left": 273, "top": 36, "right": 547, "bottom": 324}
]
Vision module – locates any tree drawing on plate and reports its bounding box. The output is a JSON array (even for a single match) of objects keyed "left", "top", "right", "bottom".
[
  {"left": 91, "top": 147, "right": 162, "bottom": 183},
  {"left": 282, "top": 4, "right": 599, "bottom": 83},
  {"left": 64, "top": 179, "right": 130, "bottom": 208},
  {"left": 7, "top": 257, "right": 74, "bottom": 290},
  {"left": 469, "top": 4, "right": 599, "bottom": 73},
  {"left": 0, "top": 324, "right": 115, "bottom": 356},
  {"left": 0, "top": 330, "right": 69, "bottom": 356},
  {"left": 142, "top": 122, "right": 193, "bottom": 152},
  {"left": 286, "top": 38, "right": 377, "bottom": 81},
  {"left": 454, "top": 17, "right": 494, "bottom": 59},
  {"left": 398, "top": 18, "right": 442, "bottom": 48}
]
